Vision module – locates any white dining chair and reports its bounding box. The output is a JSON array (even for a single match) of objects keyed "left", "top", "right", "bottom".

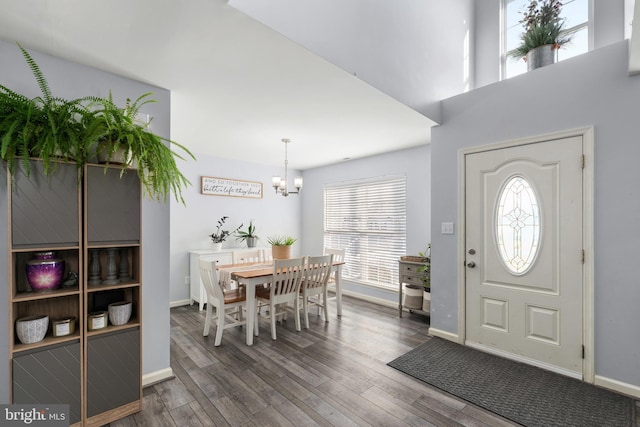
[
  {"left": 232, "top": 249, "right": 263, "bottom": 264},
  {"left": 324, "top": 247, "right": 345, "bottom": 285},
  {"left": 199, "top": 259, "right": 247, "bottom": 346},
  {"left": 300, "top": 254, "right": 333, "bottom": 328},
  {"left": 255, "top": 257, "right": 305, "bottom": 340}
]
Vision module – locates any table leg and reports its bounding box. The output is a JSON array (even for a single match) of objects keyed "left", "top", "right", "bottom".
[
  {"left": 335, "top": 265, "right": 343, "bottom": 317},
  {"left": 245, "top": 282, "right": 255, "bottom": 345}
]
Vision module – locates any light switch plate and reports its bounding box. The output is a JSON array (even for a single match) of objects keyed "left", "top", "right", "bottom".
[{"left": 441, "top": 222, "right": 455, "bottom": 235}]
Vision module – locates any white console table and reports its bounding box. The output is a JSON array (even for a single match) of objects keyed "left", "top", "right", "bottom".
[{"left": 189, "top": 247, "right": 268, "bottom": 310}]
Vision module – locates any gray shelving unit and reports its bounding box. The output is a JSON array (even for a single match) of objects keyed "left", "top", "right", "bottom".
[{"left": 7, "top": 161, "right": 142, "bottom": 427}]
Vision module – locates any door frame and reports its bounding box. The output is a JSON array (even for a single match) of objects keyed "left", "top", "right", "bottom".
[{"left": 457, "top": 126, "right": 595, "bottom": 383}]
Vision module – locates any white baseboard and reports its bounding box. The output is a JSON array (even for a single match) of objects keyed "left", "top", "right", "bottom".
[
  {"left": 427, "top": 327, "right": 461, "bottom": 343},
  {"left": 142, "top": 367, "right": 175, "bottom": 387},
  {"left": 595, "top": 374, "right": 640, "bottom": 399},
  {"left": 170, "top": 299, "right": 191, "bottom": 308},
  {"left": 332, "top": 288, "right": 397, "bottom": 309}
]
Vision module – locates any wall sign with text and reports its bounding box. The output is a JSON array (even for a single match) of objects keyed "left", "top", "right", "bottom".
[{"left": 201, "top": 176, "right": 263, "bottom": 199}]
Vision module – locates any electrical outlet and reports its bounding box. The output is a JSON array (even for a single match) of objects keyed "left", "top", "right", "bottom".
[{"left": 184, "top": 275, "right": 190, "bottom": 285}]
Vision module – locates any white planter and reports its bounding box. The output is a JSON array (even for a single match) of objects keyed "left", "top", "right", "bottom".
[
  {"left": 403, "top": 284, "right": 423, "bottom": 309},
  {"left": 422, "top": 291, "right": 431, "bottom": 313},
  {"left": 211, "top": 242, "right": 223, "bottom": 252}
]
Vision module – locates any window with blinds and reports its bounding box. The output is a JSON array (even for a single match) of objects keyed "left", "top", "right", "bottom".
[{"left": 324, "top": 175, "right": 406, "bottom": 289}]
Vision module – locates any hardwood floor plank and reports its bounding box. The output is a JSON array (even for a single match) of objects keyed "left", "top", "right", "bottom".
[
  {"left": 317, "top": 379, "right": 412, "bottom": 427},
  {"left": 203, "top": 364, "right": 271, "bottom": 416},
  {"left": 112, "top": 297, "right": 588, "bottom": 427},
  {"left": 153, "top": 373, "right": 196, "bottom": 411},
  {"left": 168, "top": 402, "right": 206, "bottom": 427},
  {"left": 212, "top": 395, "right": 252, "bottom": 426},
  {"left": 171, "top": 325, "right": 216, "bottom": 368}
]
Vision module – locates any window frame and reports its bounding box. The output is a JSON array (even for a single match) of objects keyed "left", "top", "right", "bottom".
[{"left": 500, "top": 0, "right": 593, "bottom": 80}]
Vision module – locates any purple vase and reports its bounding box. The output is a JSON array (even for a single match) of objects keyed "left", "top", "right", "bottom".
[{"left": 26, "top": 252, "right": 65, "bottom": 292}]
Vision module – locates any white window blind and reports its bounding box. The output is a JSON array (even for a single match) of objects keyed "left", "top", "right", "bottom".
[{"left": 324, "top": 175, "right": 406, "bottom": 289}]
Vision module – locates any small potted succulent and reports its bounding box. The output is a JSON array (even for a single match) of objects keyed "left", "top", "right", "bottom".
[
  {"left": 235, "top": 220, "right": 259, "bottom": 248},
  {"left": 267, "top": 235, "right": 297, "bottom": 259},
  {"left": 209, "top": 216, "right": 242, "bottom": 251}
]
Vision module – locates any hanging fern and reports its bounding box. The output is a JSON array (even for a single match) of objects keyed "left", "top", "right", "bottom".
[{"left": 0, "top": 43, "right": 196, "bottom": 204}]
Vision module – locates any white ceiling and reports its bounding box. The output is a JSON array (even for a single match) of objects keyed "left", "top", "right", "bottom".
[{"left": 0, "top": 0, "right": 437, "bottom": 170}]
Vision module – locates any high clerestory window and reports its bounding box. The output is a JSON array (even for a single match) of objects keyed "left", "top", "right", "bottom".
[
  {"left": 502, "top": 0, "right": 590, "bottom": 79},
  {"left": 324, "top": 175, "right": 406, "bottom": 289}
]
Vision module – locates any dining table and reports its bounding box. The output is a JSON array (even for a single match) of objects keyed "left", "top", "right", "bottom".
[{"left": 217, "top": 260, "right": 344, "bottom": 345}]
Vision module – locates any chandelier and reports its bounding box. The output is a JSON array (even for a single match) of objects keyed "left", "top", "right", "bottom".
[{"left": 272, "top": 138, "right": 302, "bottom": 196}]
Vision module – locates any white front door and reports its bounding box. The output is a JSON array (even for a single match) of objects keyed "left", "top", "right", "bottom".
[{"left": 465, "top": 136, "right": 584, "bottom": 378}]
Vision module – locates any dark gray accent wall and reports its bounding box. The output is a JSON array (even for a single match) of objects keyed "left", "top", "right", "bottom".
[{"left": 432, "top": 40, "right": 640, "bottom": 386}]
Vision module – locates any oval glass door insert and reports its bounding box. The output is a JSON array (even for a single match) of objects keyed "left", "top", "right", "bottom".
[{"left": 495, "top": 175, "right": 541, "bottom": 275}]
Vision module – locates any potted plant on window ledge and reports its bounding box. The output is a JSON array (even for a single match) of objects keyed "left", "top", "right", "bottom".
[
  {"left": 507, "top": 0, "right": 574, "bottom": 71},
  {"left": 267, "top": 235, "right": 297, "bottom": 259}
]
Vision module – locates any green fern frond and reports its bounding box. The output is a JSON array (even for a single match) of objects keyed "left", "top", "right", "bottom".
[{"left": 17, "top": 43, "right": 52, "bottom": 103}]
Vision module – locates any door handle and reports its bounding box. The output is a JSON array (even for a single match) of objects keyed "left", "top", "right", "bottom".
[{"left": 467, "top": 261, "right": 476, "bottom": 268}]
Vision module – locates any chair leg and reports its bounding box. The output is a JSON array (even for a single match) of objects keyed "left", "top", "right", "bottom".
[
  {"left": 322, "top": 288, "right": 329, "bottom": 322},
  {"left": 214, "top": 305, "right": 225, "bottom": 346},
  {"left": 303, "top": 295, "right": 310, "bottom": 329},
  {"left": 203, "top": 303, "right": 213, "bottom": 337},
  {"left": 294, "top": 296, "right": 301, "bottom": 332},
  {"left": 270, "top": 302, "right": 277, "bottom": 340}
]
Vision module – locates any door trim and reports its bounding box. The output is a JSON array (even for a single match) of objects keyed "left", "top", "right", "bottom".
[{"left": 457, "top": 126, "right": 594, "bottom": 383}]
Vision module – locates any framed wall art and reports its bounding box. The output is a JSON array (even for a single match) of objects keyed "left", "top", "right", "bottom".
[{"left": 201, "top": 176, "right": 263, "bottom": 199}]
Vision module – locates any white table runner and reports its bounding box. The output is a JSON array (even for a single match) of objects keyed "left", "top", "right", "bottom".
[{"left": 218, "top": 263, "right": 273, "bottom": 290}]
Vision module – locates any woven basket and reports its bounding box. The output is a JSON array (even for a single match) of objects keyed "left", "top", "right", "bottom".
[
  {"left": 403, "top": 284, "right": 423, "bottom": 309},
  {"left": 401, "top": 255, "right": 429, "bottom": 263}
]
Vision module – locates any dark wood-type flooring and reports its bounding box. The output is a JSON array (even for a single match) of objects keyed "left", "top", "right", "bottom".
[{"left": 109, "top": 295, "right": 639, "bottom": 427}]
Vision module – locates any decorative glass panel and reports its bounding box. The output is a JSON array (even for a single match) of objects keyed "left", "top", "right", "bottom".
[{"left": 496, "top": 175, "right": 541, "bottom": 275}]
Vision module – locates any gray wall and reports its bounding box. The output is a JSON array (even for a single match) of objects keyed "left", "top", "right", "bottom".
[
  {"left": 169, "top": 152, "right": 302, "bottom": 305},
  {"left": 431, "top": 40, "right": 640, "bottom": 386},
  {"left": 0, "top": 41, "right": 172, "bottom": 402},
  {"left": 230, "top": 0, "right": 474, "bottom": 123},
  {"left": 300, "top": 145, "right": 431, "bottom": 304}
]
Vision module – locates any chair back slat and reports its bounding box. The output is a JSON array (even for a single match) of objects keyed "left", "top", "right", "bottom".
[
  {"left": 232, "top": 249, "right": 264, "bottom": 264},
  {"left": 271, "top": 257, "right": 305, "bottom": 297},
  {"left": 324, "top": 248, "right": 345, "bottom": 262},
  {"left": 304, "top": 254, "right": 333, "bottom": 290}
]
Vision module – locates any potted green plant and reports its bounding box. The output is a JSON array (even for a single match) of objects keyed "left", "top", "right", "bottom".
[
  {"left": 417, "top": 244, "right": 431, "bottom": 312},
  {"left": 0, "top": 43, "right": 100, "bottom": 177},
  {"left": 507, "top": 0, "right": 573, "bottom": 71},
  {"left": 209, "top": 216, "right": 242, "bottom": 251},
  {"left": 267, "top": 235, "right": 297, "bottom": 259},
  {"left": 235, "top": 220, "right": 259, "bottom": 248},
  {"left": 0, "top": 43, "right": 196, "bottom": 204},
  {"left": 89, "top": 91, "right": 195, "bottom": 203}
]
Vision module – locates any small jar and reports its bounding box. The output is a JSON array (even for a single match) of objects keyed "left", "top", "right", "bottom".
[
  {"left": 52, "top": 317, "right": 76, "bottom": 337},
  {"left": 87, "top": 311, "right": 108, "bottom": 331}
]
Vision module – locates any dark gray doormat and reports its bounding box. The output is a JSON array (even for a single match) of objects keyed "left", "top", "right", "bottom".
[{"left": 388, "top": 337, "right": 635, "bottom": 427}]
